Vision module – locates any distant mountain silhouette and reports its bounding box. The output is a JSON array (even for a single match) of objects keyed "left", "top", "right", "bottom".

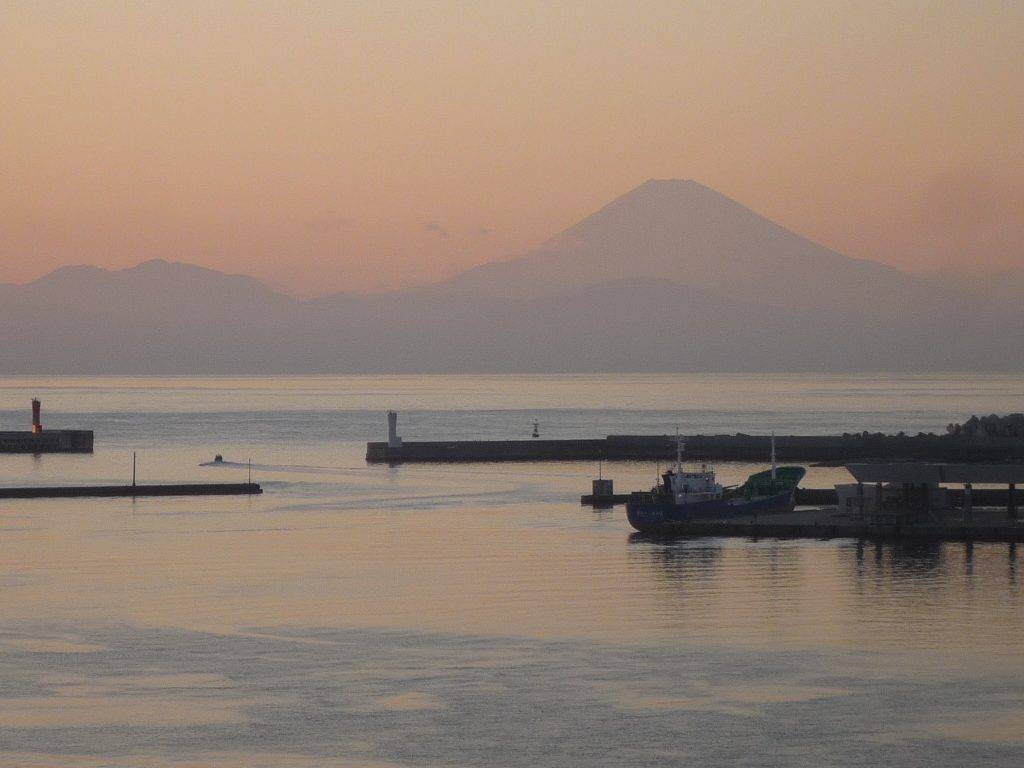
[
  {"left": 21, "top": 259, "right": 290, "bottom": 308},
  {"left": 1, "top": 184, "right": 1020, "bottom": 373},
  {"left": 0, "top": 260, "right": 302, "bottom": 372},
  {"left": 441, "top": 180, "right": 947, "bottom": 317}
]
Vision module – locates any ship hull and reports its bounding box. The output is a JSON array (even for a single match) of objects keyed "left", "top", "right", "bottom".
[{"left": 626, "top": 490, "right": 796, "bottom": 534}]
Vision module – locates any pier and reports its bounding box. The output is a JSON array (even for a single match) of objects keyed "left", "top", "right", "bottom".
[
  {"left": 0, "top": 431, "right": 94, "bottom": 453},
  {"left": 628, "top": 507, "right": 1024, "bottom": 543},
  {"left": 367, "top": 432, "right": 1024, "bottom": 464},
  {"left": 583, "top": 486, "right": 1016, "bottom": 507},
  {"left": 0, "top": 483, "right": 262, "bottom": 499},
  {"left": 616, "top": 463, "right": 1024, "bottom": 543},
  {"left": 0, "top": 400, "right": 93, "bottom": 453}
]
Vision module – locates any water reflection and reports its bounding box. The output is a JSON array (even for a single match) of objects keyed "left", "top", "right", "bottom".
[
  {"left": 847, "top": 539, "right": 1024, "bottom": 582},
  {"left": 854, "top": 539, "right": 945, "bottom": 576},
  {"left": 624, "top": 534, "right": 1023, "bottom": 655},
  {"left": 4, "top": 375, "right": 1024, "bottom": 764},
  {"left": 1010, "top": 542, "right": 1018, "bottom": 586},
  {"left": 626, "top": 533, "right": 724, "bottom": 580},
  {"left": 3, "top": 622, "right": 1023, "bottom": 767}
]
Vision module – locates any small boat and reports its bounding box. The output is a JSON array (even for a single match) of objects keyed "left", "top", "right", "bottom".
[{"left": 626, "top": 434, "right": 805, "bottom": 533}]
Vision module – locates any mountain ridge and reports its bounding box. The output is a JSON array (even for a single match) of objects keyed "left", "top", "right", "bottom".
[
  {"left": 0, "top": 180, "right": 1019, "bottom": 373},
  {"left": 437, "top": 179, "right": 947, "bottom": 318}
]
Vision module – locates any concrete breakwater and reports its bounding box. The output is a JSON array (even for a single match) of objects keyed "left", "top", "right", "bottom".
[
  {"left": 0, "top": 430, "right": 94, "bottom": 453},
  {"left": 0, "top": 482, "right": 262, "bottom": 499},
  {"left": 0, "top": 400, "right": 94, "bottom": 453},
  {"left": 366, "top": 433, "right": 1024, "bottom": 464}
]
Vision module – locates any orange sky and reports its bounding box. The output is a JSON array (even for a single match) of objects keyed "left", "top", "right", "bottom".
[{"left": 2, "top": 1, "right": 1022, "bottom": 295}]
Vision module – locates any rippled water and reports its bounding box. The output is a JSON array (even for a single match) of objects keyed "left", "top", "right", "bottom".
[{"left": 0, "top": 374, "right": 1022, "bottom": 766}]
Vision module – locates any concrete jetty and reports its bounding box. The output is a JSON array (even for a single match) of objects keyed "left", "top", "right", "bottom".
[
  {"left": 0, "top": 483, "right": 262, "bottom": 499},
  {"left": 367, "top": 432, "right": 1024, "bottom": 464},
  {"left": 368, "top": 438, "right": 610, "bottom": 463},
  {"left": 0, "top": 400, "right": 93, "bottom": 453},
  {"left": 0, "top": 431, "right": 94, "bottom": 453}
]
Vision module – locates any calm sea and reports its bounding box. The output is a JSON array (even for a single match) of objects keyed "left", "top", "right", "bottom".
[{"left": 1, "top": 373, "right": 1022, "bottom": 766}]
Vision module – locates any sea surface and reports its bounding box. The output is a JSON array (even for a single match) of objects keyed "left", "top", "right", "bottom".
[{"left": 0, "top": 373, "right": 1022, "bottom": 767}]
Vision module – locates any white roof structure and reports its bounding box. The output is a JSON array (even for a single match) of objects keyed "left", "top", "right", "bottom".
[{"left": 845, "top": 463, "right": 1024, "bottom": 484}]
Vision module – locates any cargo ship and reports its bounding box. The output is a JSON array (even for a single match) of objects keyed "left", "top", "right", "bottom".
[{"left": 626, "top": 435, "right": 805, "bottom": 534}]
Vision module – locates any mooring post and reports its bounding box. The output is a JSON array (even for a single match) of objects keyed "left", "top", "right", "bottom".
[
  {"left": 963, "top": 482, "right": 973, "bottom": 525},
  {"left": 132, "top": 451, "right": 136, "bottom": 488},
  {"left": 1010, "top": 483, "right": 1018, "bottom": 522},
  {"left": 857, "top": 482, "right": 864, "bottom": 520}
]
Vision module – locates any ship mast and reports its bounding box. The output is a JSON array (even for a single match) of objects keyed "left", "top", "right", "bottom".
[{"left": 675, "top": 427, "right": 682, "bottom": 476}]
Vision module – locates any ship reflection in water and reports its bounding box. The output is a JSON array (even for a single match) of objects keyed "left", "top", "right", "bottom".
[{"left": 627, "top": 534, "right": 1023, "bottom": 654}]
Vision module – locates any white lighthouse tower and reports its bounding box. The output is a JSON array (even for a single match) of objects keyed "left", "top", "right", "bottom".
[{"left": 386, "top": 410, "right": 402, "bottom": 449}]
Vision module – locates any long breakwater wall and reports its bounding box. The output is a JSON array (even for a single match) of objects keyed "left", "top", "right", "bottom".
[
  {"left": 0, "top": 483, "right": 262, "bottom": 499},
  {"left": 367, "top": 433, "right": 1024, "bottom": 464}
]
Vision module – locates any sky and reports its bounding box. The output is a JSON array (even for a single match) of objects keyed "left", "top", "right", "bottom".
[{"left": 2, "top": 1, "right": 1022, "bottom": 296}]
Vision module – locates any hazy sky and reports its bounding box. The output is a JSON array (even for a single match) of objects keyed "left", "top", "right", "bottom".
[{"left": 3, "top": 1, "right": 1022, "bottom": 295}]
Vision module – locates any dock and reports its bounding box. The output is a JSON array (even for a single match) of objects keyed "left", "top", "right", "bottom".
[
  {"left": 0, "top": 483, "right": 262, "bottom": 499},
  {"left": 616, "top": 463, "right": 1024, "bottom": 542},
  {"left": 583, "top": 487, "right": 1014, "bottom": 507},
  {"left": 628, "top": 507, "right": 1024, "bottom": 543}
]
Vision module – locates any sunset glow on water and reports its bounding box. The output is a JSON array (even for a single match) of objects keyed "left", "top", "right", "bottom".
[{"left": 1, "top": 374, "right": 1022, "bottom": 765}]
